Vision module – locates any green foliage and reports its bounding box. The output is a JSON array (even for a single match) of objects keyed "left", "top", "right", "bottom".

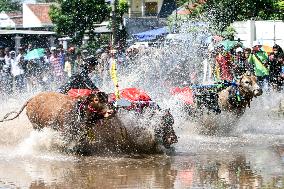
[
  {"left": 36, "top": 0, "right": 56, "bottom": 2},
  {"left": 49, "top": 0, "right": 111, "bottom": 45},
  {"left": 81, "top": 34, "right": 110, "bottom": 54},
  {"left": 0, "top": 0, "right": 21, "bottom": 12},
  {"left": 221, "top": 25, "right": 236, "bottom": 40},
  {"left": 118, "top": 0, "right": 129, "bottom": 18},
  {"left": 171, "top": 0, "right": 284, "bottom": 34}
]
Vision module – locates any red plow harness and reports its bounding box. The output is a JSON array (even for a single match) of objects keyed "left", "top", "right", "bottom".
[
  {"left": 109, "top": 88, "right": 158, "bottom": 111},
  {"left": 67, "top": 88, "right": 158, "bottom": 112}
]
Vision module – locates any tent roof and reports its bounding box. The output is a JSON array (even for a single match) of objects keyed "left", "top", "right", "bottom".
[{"left": 132, "top": 27, "right": 169, "bottom": 41}]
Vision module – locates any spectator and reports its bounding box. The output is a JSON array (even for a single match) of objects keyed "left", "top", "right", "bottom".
[
  {"left": 248, "top": 44, "right": 269, "bottom": 88},
  {"left": 50, "top": 47, "right": 65, "bottom": 88},
  {"left": 26, "top": 44, "right": 33, "bottom": 53},
  {"left": 268, "top": 44, "right": 283, "bottom": 90},
  {"left": 10, "top": 51, "right": 25, "bottom": 94},
  {"left": 233, "top": 47, "right": 254, "bottom": 78},
  {"left": 81, "top": 49, "right": 89, "bottom": 59},
  {"left": 58, "top": 44, "right": 66, "bottom": 67},
  {"left": 0, "top": 46, "right": 6, "bottom": 94},
  {"left": 1, "top": 47, "right": 12, "bottom": 94},
  {"left": 215, "top": 45, "right": 234, "bottom": 81},
  {"left": 64, "top": 55, "right": 72, "bottom": 77}
]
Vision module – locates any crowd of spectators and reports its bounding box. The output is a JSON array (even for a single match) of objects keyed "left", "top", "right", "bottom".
[
  {"left": 0, "top": 40, "right": 283, "bottom": 99},
  {"left": 207, "top": 42, "right": 284, "bottom": 91}
]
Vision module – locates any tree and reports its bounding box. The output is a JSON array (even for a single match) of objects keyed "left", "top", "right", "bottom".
[
  {"left": 175, "top": 0, "right": 284, "bottom": 34},
  {"left": 36, "top": 0, "right": 56, "bottom": 2},
  {"left": 49, "top": 0, "right": 110, "bottom": 45},
  {"left": 116, "top": 0, "right": 129, "bottom": 47},
  {"left": 0, "top": 0, "right": 21, "bottom": 12}
]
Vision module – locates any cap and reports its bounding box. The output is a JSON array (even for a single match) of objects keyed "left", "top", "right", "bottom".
[
  {"left": 236, "top": 47, "right": 243, "bottom": 53},
  {"left": 83, "top": 55, "right": 98, "bottom": 66},
  {"left": 50, "top": 46, "right": 56, "bottom": 51},
  {"left": 253, "top": 41, "right": 262, "bottom": 46},
  {"left": 95, "top": 48, "right": 103, "bottom": 55},
  {"left": 9, "top": 51, "right": 16, "bottom": 54}
]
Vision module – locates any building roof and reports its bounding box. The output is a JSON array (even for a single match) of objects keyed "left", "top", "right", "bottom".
[
  {"left": 0, "top": 30, "right": 55, "bottom": 35},
  {"left": 93, "top": 25, "right": 112, "bottom": 34},
  {"left": 26, "top": 3, "right": 52, "bottom": 25},
  {"left": 6, "top": 12, "right": 23, "bottom": 26}
]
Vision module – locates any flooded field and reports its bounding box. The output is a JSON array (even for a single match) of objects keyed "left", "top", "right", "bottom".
[{"left": 0, "top": 92, "right": 284, "bottom": 189}]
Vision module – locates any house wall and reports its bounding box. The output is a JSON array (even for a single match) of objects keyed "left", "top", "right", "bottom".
[
  {"left": 129, "top": 0, "right": 164, "bottom": 16},
  {"left": 23, "top": 4, "right": 42, "bottom": 28},
  {"left": 0, "top": 13, "right": 16, "bottom": 28},
  {"left": 232, "top": 20, "right": 284, "bottom": 48}
]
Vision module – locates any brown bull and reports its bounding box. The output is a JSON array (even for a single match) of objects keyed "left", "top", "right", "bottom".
[
  {"left": 182, "top": 72, "right": 263, "bottom": 135},
  {"left": 218, "top": 72, "right": 262, "bottom": 116},
  {"left": 0, "top": 91, "right": 177, "bottom": 154},
  {"left": 0, "top": 91, "right": 114, "bottom": 131},
  {"left": 79, "top": 108, "right": 178, "bottom": 154}
]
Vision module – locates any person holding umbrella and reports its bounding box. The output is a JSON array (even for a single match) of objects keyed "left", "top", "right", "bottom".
[{"left": 248, "top": 43, "right": 269, "bottom": 89}]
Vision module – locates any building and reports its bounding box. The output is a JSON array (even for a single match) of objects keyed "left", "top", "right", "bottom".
[
  {"left": 125, "top": 0, "right": 176, "bottom": 35},
  {"left": 0, "top": 3, "right": 55, "bottom": 51}
]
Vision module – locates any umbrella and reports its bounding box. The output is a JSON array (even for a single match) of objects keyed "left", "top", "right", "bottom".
[
  {"left": 216, "top": 40, "right": 241, "bottom": 51},
  {"left": 261, "top": 45, "right": 273, "bottom": 54},
  {"left": 176, "top": 8, "right": 192, "bottom": 15},
  {"left": 24, "top": 48, "right": 45, "bottom": 61}
]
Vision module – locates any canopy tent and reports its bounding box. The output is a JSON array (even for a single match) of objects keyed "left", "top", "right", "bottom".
[{"left": 132, "top": 27, "right": 169, "bottom": 41}]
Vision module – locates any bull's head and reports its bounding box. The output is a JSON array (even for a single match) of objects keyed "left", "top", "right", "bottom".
[
  {"left": 85, "top": 92, "right": 116, "bottom": 120},
  {"left": 238, "top": 71, "right": 263, "bottom": 97},
  {"left": 156, "top": 109, "right": 178, "bottom": 148}
]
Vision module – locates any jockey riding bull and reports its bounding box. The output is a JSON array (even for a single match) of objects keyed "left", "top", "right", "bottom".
[{"left": 58, "top": 55, "right": 99, "bottom": 94}]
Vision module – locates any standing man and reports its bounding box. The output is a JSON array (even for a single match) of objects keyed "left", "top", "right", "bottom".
[
  {"left": 3, "top": 47, "right": 13, "bottom": 94},
  {"left": 248, "top": 44, "right": 269, "bottom": 89},
  {"left": 10, "top": 51, "right": 25, "bottom": 94},
  {"left": 50, "top": 47, "right": 65, "bottom": 89}
]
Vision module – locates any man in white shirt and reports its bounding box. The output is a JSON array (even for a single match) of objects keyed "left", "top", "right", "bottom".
[{"left": 10, "top": 51, "right": 25, "bottom": 93}]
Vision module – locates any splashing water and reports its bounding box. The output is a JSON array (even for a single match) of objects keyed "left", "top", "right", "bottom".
[{"left": 0, "top": 21, "right": 283, "bottom": 157}]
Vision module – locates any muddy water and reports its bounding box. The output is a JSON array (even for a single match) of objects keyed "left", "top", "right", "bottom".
[{"left": 0, "top": 93, "right": 284, "bottom": 189}]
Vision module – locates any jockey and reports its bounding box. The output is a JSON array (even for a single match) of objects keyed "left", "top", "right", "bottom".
[{"left": 58, "top": 55, "right": 99, "bottom": 94}]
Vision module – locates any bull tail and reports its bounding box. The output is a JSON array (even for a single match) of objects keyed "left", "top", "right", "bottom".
[{"left": 0, "top": 99, "right": 30, "bottom": 123}]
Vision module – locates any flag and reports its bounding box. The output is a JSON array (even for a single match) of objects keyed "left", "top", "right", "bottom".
[{"left": 110, "top": 58, "right": 120, "bottom": 99}]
